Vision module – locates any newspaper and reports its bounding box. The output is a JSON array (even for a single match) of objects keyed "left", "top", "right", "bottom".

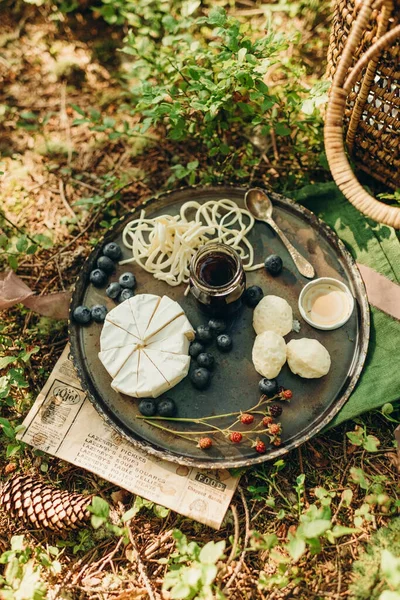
[{"left": 18, "top": 346, "right": 239, "bottom": 529}]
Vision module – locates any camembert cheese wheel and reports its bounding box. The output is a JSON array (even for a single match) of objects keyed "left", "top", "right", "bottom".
[{"left": 99, "top": 294, "right": 195, "bottom": 398}]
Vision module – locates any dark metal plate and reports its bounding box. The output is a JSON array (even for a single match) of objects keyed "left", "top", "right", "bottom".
[{"left": 69, "top": 186, "right": 369, "bottom": 468}]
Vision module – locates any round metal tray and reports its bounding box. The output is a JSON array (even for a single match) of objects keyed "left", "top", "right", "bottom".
[{"left": 69, "top": 186, "right": 369, "bottom": 468}]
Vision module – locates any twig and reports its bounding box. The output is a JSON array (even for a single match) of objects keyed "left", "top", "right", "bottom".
[
  {"left": 71, "top": 178, "right": 102, "bottom": 193},
  {"left": 0, "top": 209, "right": 41, "bottom": 248},
  {"left": 126, "top": 521, "right": 158, "bottom": 600},
  {"left": 144, "top": 530, "right": 174, "bottom": 558},
  {"left": 225, "top": 503, "right": 240, "bottom": 567},
  {"left": 59, "top": 179, "right": 77, "bottom": 220},
  {"left": 60, "top": 82, "right": 73, "bottom": 166},
  {"left": 223, "top": 486, "right": 251, "bottom": 591}
]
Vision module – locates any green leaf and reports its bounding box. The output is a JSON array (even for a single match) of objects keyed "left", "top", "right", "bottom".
[
  {"left": 382, "top": 402, "right": 394, "bottom": 416},
  {"left": 9, "top": 368, "right": 28, "bottom": 388},
  {"left": 286, "top": 535, "right": 306, "bottom": 561},
  {"left": 70, "top": 104, "right": 86, "bottom": 116},
  {"left": 199, "top": 540, "right": 225, "bottom": 564},
  {"left": 154, "top": 504, "right": 169, "bottom": 519},
  {"left": 207, "top": 6, "right": 227, "bottom": 27},
  {"left": 364, "top": 435, "right": 380, "bottom": 452},
  {"left": 89, "top": 496, "right": 110, "bottom": 520},
  {"left": 19, "top": 346, "right": 39, "bottom": 363},
  {"left": 170, "top": 581, "right": 192, "bottom": 599},
  {"left": 0, "top": 417, "right": 16, "bottom": 439},
  {"left": 91, "top": 515, "right": 105, "bottom": 529},
  {"left": 350, "top": 467, "right": 370, "bottom": 490},
  {"left": 329, "top": 525, "right": 359, "bottom": 538},
  {"left": 274, "top": 123, "right": 291, "bottom": 136},
  {"left": 347, "top": 430, "right": 363, "bottom": 446},
  {"left": 11, "top": 535, "right": 25, "bottom": 552},
  {"left": 16, "top": 236, "right": 28, "bottom": 252},
  {"left": 238, "top": 48, "right": 247, "bottom": 64},
  {"left": 341, "top": 489, "right": 353, "bottom": 507},
  {"left": 300, "top": 519, "right": 332, "bottom": 539},
  {"left": 0, "top": 356, "right": 17, "bottom": 369}
]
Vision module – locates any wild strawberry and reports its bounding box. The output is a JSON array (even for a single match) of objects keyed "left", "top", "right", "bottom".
[
  {"left": 262, "top": 416, "right": 273, "bottom": 427},
  {"left": 255, "top": 440, "right": 267, "bottom": 454},
  {"left": 198, "top": 437, "right": 212, "bottom": 449},
  {"left": 280, "top": 389, "right": 293, "bottom": 400},
  {"left": 240, "top": 413, "right": 254, "bottom": 425},
  {"left": 229, "top": 432, "right": 243, "bottom": 444},
  {"left": 272, "top": 437, "right": 282, "bottom": 447},
  {"left": 269, "top": 423, "right": 281, "bottom": 435}
]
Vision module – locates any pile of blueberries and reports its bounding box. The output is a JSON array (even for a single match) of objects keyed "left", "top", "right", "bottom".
[
  {"left": 139, "top": 397, "right": 177, "bottom": 418},
  {"left": 72, "top": 242, "right": 137, "bottom": 325},
  {"left": 189, "top": 319, "right": 233, "bottom": 390}
]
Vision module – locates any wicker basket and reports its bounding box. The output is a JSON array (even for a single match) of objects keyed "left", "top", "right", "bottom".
[{"left": 325, "top": 0, "right": 400, "bottom": 228}]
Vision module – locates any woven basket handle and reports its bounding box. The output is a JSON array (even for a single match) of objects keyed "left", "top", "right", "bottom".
[{"left": 325, "top": 0, "right": 400, "bottom": 229}]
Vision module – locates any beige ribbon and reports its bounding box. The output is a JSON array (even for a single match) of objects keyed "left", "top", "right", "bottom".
[{"left": 356, "top": 263, "right": 400, "bottom": 321}]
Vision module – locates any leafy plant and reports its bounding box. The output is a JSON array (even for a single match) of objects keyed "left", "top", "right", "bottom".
[
  {"left": 161, "top": 530, "right": 225, "bottom": 599},
  {"left": 0, "top": 536, "right": 47, "bottom": 600},
  {"left": 349, "top": 519, "right": 400, "bottom": 600},
  {"left": 0, "top": 211, "right": 52, "bottom": 270},
  {"left": 347, "top": 424, "right": 381, "bottom": 452},
  {"left": 118, "top": 6, "right": 326, "bottom": 186}
]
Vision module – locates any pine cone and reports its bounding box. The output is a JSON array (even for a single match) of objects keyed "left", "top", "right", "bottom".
[{"left": 0, "top": 475, "right": 93, "bottom": 531}]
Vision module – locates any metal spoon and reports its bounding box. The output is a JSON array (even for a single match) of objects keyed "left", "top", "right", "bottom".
[{"left": 245, "top": 187, "right": 315, "bottom": 279}]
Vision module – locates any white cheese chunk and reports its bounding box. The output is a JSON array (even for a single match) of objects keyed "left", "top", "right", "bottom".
[
  {"left": 98, "top": 343, "right": 138, "bottom": 378},
  {"left": 99, "top": 294, "right": 193, "bottom": 398},
  {"left": 144, "top": 296, "right": 184, "bottom": 340},
  {"left": 144, "top": 348, "right": 190, "bottom": 387},
  {"left": 100, "top": 319, "right": 140, "bottom": 351},
  {"left": 129, "top": 294, "right": 160, "bottom": 338},
  {"left": 111, "top": 349, "right": 140, "bottom": 396}
]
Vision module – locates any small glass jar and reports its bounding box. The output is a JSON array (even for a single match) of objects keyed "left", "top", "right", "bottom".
[{"left": 189, "top": 243, "right": 246, "bottom": 316}]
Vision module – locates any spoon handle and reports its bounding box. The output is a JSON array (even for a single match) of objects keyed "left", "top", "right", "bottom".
[{"left": 266, "top": 218, "right": 315, "bottom": 279}]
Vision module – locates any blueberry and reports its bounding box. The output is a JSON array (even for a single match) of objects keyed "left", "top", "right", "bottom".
[
  {"left": 118, "top": 288, "right": 135, "bottom": 302},
  {"left": 139, "top": 398, "right": 157, "bottom": 417},
  {"left": 103, "top": 242, "right": 122, "bottom": 261},
  {"left": 157, "top": 398, "right": 177, "bottom": 417},
  {"left": 190, "top": 367, "right": 211, "bottom": 390},
  {"left": 90, "top": 269, "right": 108, "bottom": 288},
  {"left": 208, "top": 318, "right": 226, "bottom": 334},
  {"left": 197, "top": 352, "right": 215, "bottom": 370},
  {"left": 97, "top": 256, "right": 115, "bottom": 274},
  {"left": 196, "top": 325, "right": 213, "bottom": 345},
  {"left": 106, "top": 282, "right": 122, "bottom": 300},
  {"left": 243, "top": 285, "right": 264, "bottom": 308},
  {"left": 189, "top": 341, "right": 205, "bottom": 358},
  {"left": 119, "top": 272, "right": 137, "bottom": 290},
  {"left": 264, "top": 254, "right": 283, "bottom": 276},
  {"left": 91, "top": 305, "right": 107, "bottom": 323},
  {"left": 216, "top": 334, "right": 232, "bottom": 352},
  {"left": 259, "top": 378, "right": 279, "bottom": 397},
  {"left": 72, "top": 305, "right": 91, "bottom": 325}
]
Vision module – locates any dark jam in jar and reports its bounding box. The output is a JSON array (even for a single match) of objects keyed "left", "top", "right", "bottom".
[
  {"left": 197, "top": 252, "right": 237, "bottom": 288},
  {"left": 189, "top": 243, "right": 246, "bottom": 317}
]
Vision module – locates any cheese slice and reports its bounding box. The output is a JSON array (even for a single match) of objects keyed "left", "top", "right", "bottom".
[
  {"left": 98, "top": 343, "right": 138, "bottom": 378},
  {"left": 100, "top": 320, "right": 139, "bottom": 351},
  {"left": 129, "top": 294, "right": 160, "bottom": 338},
  {"left": 111, "top": 349, "right": 140, "bottom": 396},
  {"left": 146, "top": 313, "right": 195, "bottom": 344},
  {"left": 134, "top": 350, "right": 171, "bottom": 398},
  {"left": 144, "top": 348, "right": 190, "bottom": 387},
  {"left": 144, "top": 296, "right": 184, "bottom": 340},
  {"left": 105, "top": 303, "right": 141, "bottom": 340}
]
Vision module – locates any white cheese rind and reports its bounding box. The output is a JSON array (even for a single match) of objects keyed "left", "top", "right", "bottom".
[
  {"left": 100, "top": 319, "right": 139, "bottom": 351},
  {"left": 129, "top": 294, "right": 160, "bottom": 338},
  {"left": 145, "top": 313, "right": 195, "bottom": 344},
  {"left": 144, "top": 296, "right": 184, "bottom": 340},
  {"left": 111, "top": 349, "right": 140, "bottom": 396},
  {"left": 144, "top": 348, "right": 190, "bottom": 387},
  {"left": 98, "top": 343, "right": 138, "bottom": 378},
  {"left": 135, "top": 351, "right": 171, "bottom": 398},
  {"left": 105, "top": 303, "right": 141, "bottom": 340}
]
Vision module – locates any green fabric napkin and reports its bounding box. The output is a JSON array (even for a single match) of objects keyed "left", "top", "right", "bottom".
[{"left": 291, "top": 182, "right": 400, "bottom": 427}]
